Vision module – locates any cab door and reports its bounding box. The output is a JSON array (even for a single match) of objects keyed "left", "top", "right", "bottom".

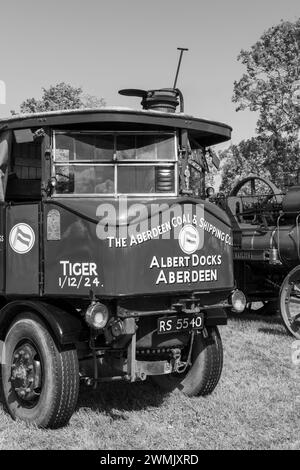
[
  {"left": 5, "top": 204, "right": 40, "bottom": 295},
  {"left": 3, "top": 127, "right": 44, "bottom": 296}
]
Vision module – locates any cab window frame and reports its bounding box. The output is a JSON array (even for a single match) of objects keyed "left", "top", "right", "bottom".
[
  {"left": 51, "top": 130, "right": 178, "bottom": 197},
  {"left": 5, "top": 130, "right": 43, "bottom": 202}
]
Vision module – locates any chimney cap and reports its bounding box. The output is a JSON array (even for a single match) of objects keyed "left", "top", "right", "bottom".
[{"left": 119, "top": 88, "right": 180, "bottom": 113}]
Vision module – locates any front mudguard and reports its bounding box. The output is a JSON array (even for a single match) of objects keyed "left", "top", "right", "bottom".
[{"left": 0, "top": 300, "right": 88, "bottom": 346}]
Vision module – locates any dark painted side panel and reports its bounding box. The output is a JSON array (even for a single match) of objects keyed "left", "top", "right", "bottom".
[
  {"left": 43, "top": 198, "right": 234, "bottom": 297},
  {"left": 6, "top": 204, "right": 39, "bottom": 295}
]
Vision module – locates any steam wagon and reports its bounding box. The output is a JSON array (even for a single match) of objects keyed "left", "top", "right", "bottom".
[{"left": 0, "top": 87, "right": 243, "bottom": 427}]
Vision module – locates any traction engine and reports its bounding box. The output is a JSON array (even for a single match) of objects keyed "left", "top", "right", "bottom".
[{"left": 221, "top": 175, "right": 300, "bottom": 338}]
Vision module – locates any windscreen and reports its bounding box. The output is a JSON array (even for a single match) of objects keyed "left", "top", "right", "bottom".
[{"left": 53, "top": 131, "right": 177, "bottom": 195}]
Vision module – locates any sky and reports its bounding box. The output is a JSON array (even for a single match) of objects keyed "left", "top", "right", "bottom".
[{"left": 0, "top": 0, "right": 299, "bottom": 148}]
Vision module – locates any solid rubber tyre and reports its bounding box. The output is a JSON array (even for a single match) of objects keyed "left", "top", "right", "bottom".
[
  {"left": 152, "top": 326, "right": 223, "bottom": 396},
  {"left": 1, "top": 312, "right": 79, "bottom": 428}
]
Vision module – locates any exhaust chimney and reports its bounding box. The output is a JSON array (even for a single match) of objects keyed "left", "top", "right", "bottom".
[{"left": 119, "top": 88, "right": 180, "bottom": 113}]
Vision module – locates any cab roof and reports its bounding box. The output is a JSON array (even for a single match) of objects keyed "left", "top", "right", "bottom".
[{"left": 0, "top": 107, "right": 232, "bottom": 146}]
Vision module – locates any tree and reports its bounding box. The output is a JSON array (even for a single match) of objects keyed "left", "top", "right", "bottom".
[
  {"left": 12, "top": 82, "right": 106, "bottom": 114},
  {"left": 81, "top": 93, "right": 106, "bottom": 109},
  {"left": 233, "top": 18, "right": 300, "bottom": 137},
  {"left": 219, "top": 138, "right": 269, "bottom": 193},
  {"left": 220, "top": 135, "right": 300, "bottom": 193},
  {"left": 220, "top": 18, "right": 300, "bottom": 192}
]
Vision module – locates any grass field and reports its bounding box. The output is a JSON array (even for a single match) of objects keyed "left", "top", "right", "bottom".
[{"left": 0, "top": 313, "right": 299, "bottom": 450}]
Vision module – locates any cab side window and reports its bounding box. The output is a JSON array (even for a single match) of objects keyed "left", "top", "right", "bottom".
[{"left": 6, "top": 138, "right": 42, "bottom": 202}]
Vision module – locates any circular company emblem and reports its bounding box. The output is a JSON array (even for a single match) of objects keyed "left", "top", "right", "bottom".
[
  {"left": 178, "top": 224, "right": 200, "bottom": 255},
  {"left": 9, "top": 223, "right": 35, "bottom": 254}
]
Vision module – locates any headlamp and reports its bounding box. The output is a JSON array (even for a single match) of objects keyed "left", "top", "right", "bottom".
[
  {"left": 85, "top": 302, "right": 109, "bottom": 329},
  {"left": 230, "top": 289, "right": 246, "bottom": 313}
]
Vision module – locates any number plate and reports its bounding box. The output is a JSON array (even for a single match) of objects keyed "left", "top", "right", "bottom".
[{"left": 157, "top": 313, "right": 204, "bottom": 335}]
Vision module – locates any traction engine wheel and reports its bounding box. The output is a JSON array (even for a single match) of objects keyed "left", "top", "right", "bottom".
[
  {"left": 279, "top": 266, "right": 300, "bottom": 339},
  {"left": 230, "top": 175, "right": 282, "bottom": 202},
  {"left": 152, "top": 326, "right": 223, "bottom": 396},
  {"left": 1, "top": 312, "right": 79, "bottom": 428},
  {"left": 229, "top": 175, "right": 282, "bottom": 223}
]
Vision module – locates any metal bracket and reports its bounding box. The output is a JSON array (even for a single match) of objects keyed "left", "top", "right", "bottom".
[{"left": 127, "top": 332, "right": 137, "bottom": 382}]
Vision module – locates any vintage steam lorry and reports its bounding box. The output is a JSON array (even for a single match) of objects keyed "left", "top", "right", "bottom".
[{"left": 0, "top": 86, "right": 244, "bottom": 428}]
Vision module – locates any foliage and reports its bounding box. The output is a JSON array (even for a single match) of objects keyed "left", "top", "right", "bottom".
[
  {"left": 12, "top": 82, "right": 105, "bottom": 115},
  {"left": 233, "top": 18, "right": 300, "bottom": 137},
  {"left": 81, "top": 93, "right": 106, "bottom": 109},
  {"left": 220, "top": 136, "right": 300, "bottom": 193},
  {"left": 220, "top": 138, "right": 269, "bottom": 193},
  {"left": 221, "top": 18, "right": 300, "bottom": 192}
]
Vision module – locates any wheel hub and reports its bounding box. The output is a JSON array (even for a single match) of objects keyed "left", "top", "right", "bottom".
[{"left": 11, "top": 343, "right": 42, "bottom": 402}]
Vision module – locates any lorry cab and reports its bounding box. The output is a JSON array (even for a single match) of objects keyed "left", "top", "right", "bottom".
[{"left": 0, "top": 88, "right": 242, "bottom": 428}]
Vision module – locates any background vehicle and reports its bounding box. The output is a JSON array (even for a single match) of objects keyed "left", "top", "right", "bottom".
[
  {"left": 221, "top": 174, "right": 300, "bottom": 338},
  {"left": 219, "top": 87, "right": 300, "bottom": 338},
  {"left": 0, "top": 85, "right": 242, "bottom": 428}
]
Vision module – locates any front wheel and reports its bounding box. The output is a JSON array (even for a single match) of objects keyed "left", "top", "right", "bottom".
[
  {"left": 152, "top": 326, "right": 223, "bottom": 396},
  {"left": 1, "top": 312, "right": 79, "bottom": 428}
]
